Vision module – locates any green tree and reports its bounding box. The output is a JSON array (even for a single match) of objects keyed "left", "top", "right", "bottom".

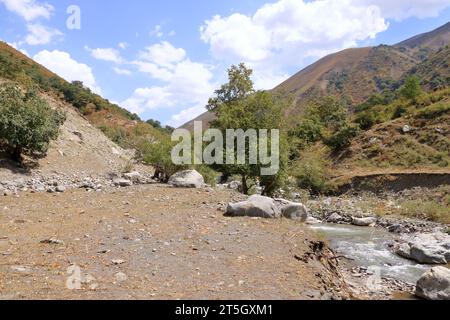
[
  {"left": 400, "top": 76, "right": 422, "bottom": 100},
  {"left": 139, "top": 138, "right": 186, "bottom": 182},
  {"left": 206, "top": 63, "right": 254, "bottom": 111},
  {"left": 210, "top": 64, "right": 288, "bottom": 196},
  {"left": 0, "top": 84, "right": 65, "bottom": 162}
]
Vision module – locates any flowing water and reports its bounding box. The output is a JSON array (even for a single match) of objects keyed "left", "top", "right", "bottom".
[{"left": 310, "top": 224, "right": 431, "bottom": 284}]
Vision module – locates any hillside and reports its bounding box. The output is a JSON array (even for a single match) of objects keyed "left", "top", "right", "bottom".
[
  {"left": 396, "top": 21, "right": 450, "bottom": 55},
  {"left": 0, "top": 42, "right": 166, "bottom": 148},
  {"left": 183, "top": 22, "right": 450, "bottom": 130},
  {"left": 0, "top": 42, "right": 164, "bottom": 184}
]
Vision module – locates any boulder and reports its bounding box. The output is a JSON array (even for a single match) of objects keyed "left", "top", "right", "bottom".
[
  {"left": 281, "top": 203, "right": 308, "bottom": 221},
  {"left": 415, "top": 267, "right": 450, "bottom": 300},
  {"left": 327, "top": 213, "right": 343, "bottom": 223},
  {"left": 123, "top": 172, "right": 143, "bottom": 184},
  {"left": 113, "top": 179, "right": 133, "bottom": 187},
  {"left": 395, "top": 243, "right": 412, "bottom": 260},
  {"left": 305, "top": 217, "right": 322, "bottom": 225},
  {"left": 351, "top": 217, "right": 377, "bottom": 227},
  {"left": 168, "top": 170, "right": 204, "bottom": 188},
  {"left": 226, "top": 195, "right": 281, "bottom": 219},
  {"left": 409, "top": 244, "right": 447, "bottom": 264}
]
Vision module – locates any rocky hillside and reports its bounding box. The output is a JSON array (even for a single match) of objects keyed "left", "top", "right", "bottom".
[
  {"left": 0, "top": 43, "right": 160, "bottom": 191},
  {"left": 0, "top": 42, "right": 166, "bottom": 148}
]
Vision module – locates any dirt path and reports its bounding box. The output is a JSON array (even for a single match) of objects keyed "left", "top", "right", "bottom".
[{"left": 0, "top": 185, "right": 345, "bottom": 300}]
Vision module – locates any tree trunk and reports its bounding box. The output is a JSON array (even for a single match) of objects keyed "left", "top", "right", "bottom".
[
  {"left": 241, "top": 175, "right": 249, "bottom": 195},
  {"left": 11, "top": 146, "right": 23, "bottom": 164}
]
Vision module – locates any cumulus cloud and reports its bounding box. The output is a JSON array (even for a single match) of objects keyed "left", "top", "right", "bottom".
[
  {"left": 356, "top": 0, "right": 450, "bottom": 21},
  {"left": 122, "top": 41, "right": 215, "bottom": 126},
  {"left": 34, "top": 50, "right": 102, "bottom": 94},
  {"left": 150, "top": 25, "right": 164, "bottom": 38},
  {"left": 113, "top": 67, "right": 132, "bottom": 75},
  {"left": 24, "top": 23, "right": 62, "bottom": 45},
  {"left": 86, "top": 47, "right": 124, "bottom": 63},
  {"left": 200, "top": 0, "right": 450, "bottom": 89},
  {"left": 0, "top": 0, "right": 53, "bottom": 21},
  {"left": 138, "top": 41, "right": 186, "bottom": 67}
]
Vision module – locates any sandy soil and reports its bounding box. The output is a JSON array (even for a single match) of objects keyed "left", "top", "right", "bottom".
[{"left": 0, "top": 185, "right": 346, "bottom": 300}]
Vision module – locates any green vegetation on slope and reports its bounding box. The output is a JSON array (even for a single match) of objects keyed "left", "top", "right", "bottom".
[
  {"left": 0, "top": 42, "right": 169, "bottom": 153},
  {"left": 0, "top": 84, "right": 65, "bottom": 162}
]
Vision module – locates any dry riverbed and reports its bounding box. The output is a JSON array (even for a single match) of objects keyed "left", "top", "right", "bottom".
[{"left": 0, "top": 184, "right": 347, "bottom": 300}]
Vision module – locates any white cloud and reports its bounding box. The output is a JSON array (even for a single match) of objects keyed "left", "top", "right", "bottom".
[
  {"left": 113, "top": 67, "right": 132, "bottom": 75},
  {"left": 200, "top": 0, "right": 450, "bottom": 89},
  {"left": 150, "top": 25, "right": 164, "bottom": 38},
  {"left": 356, "top": 0, "right": 450, "bottom": 21},
  {"left": 0, "top": 0, "right": 53, "bottom": 21},
  {"left": 118, "top": 42, "right": 128, "bottom": 49},
  {"left": 122, "top": 41, "right": 215, "bottom": 125},
  {"left": 34, "top": 50, "right": 102, "bottom": 94},
  {"left": 139, "top": 41, "right": 186, "bottom": 67},
  {"left": 166, "top": 105, "right": 207, "bottom": 128},
  {"left": 24, "top": 23, "right": 62, "bottom": 45},
  {"left": 86, "top": 47, "right": 123, "bottom": 63}
]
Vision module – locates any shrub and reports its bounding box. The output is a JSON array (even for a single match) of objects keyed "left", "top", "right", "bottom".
[
  {"left": 0, "top": 84, "right": 65, "bottom": 162},
  {"left": 292, "top": 150, "right": 332, "bottom": 194},
  {"left": 325, "top": 124, "right": 360, "bottom": 151},
  {"left": 139, "top": 139, "right": 186, "bottom": 182},
  {"left": 415, "top": 102, "right": 450, "bottom": 119},
  {"left": 399, "top": 76, "right": 422, "bottom": 100}
]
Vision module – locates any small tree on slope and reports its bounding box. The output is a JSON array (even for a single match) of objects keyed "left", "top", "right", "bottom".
[{"left": 0, "top": 84, "right": 65, "bottom": 163}]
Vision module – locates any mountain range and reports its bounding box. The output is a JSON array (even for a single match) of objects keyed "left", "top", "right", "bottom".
[{"left": 182, "top": 22, "right": 450, "bottom": 130}]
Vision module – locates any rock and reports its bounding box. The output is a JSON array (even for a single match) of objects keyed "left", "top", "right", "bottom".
[
  {"left": 415, "top": 267, "right": 450, "bottom": 300},
  {"left": 56, "top": 186, "right": 66, "bottom": 193},
  {"left": 327, "top": 213, "right": 343, "bottom": 223},
  {"left": 228, "top": 181, "right": 241, "bottom": 190},
  {"left": 168, "top": 170, "right": 204, "bottom": 188},
  {"left": 402, "top": 125, "right": 411, "bottom": 133},
  {"left": 40, "top": 238, "right": 64, "bottom": 245},
  {"left": 395, "top": 243, "right": 412, "bottom": 259},
  {"left": 123, "top": 172, "right": 143, "bottom": 184},
  {"left": 226, "top": 195, "right": 281, "bottom": 219},
  {"left": 409, "top": 244, "right": 447, "bottom": 264},
  {"left": 113, "top": 179, "right": 132, "bottom": 187},
  {"left": 112, "top": 259, "right": 126, "bottom": 265},
  {"left": 351, "top": 217, "right": 377, "bottom": 227},
  {"left": 114, "top": 272, "right": 128, "bottom": 282},
  {"left": 275, "top": 199, "right": 308, "bottom": 221},
  {"left": 305, "top": 217, "right": 322, "bottom": 225}
]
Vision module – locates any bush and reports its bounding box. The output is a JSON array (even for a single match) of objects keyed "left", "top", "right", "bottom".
[
  {"left": 399, "top": 76, "right": 422, "bottom": 100},
  {"left": 415, "top": 102, "right": 450, "bottom": 119},
  {"left": 139, "top": 139, "right": 186, "bottom": 182},
  {"left": 0, "top": 84, "right": 65, "bottom": 162},
  {"left": 325, "top": 124, "right": 360, "bottom": 151},
  {"left": 292, "top": 150, "right": 333, "bottom": 194}
]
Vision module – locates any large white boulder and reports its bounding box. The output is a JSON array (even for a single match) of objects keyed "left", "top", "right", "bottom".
[
  {"left": 351, "top": 217, "right": 377, "bottom": 227},
  {"left": 168, "top": 170, "right": 204, "bottom": 188},
  {"left": 274, "top": 199, "right": 309, "bottom": 221},
  {"left": 415, "top": 267, "right": 450, "bottom": 300},
  {"left": 226, "top": 195, "right": 281, "bottom": 219}
]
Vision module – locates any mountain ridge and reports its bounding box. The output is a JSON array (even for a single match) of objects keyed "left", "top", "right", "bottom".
[{"left": 182, "top": 21, "right": 450, "bottom": 130}]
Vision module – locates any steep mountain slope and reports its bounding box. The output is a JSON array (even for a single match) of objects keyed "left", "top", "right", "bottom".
[
  {"left": 182, "top": 22, "right": 450, "bottom": 130},
  {"left": 396, "top": 22, "right": 450, "bottom": 52},
  {"left": 276, "top": 46, "right": 417, "bottom": 114},
  {"left": 0, "top": 42, "right": 166, "bottom": 147},
  {"left": 0, "top": 43, "right": 161, "bottom": 183},
  {"left": 407, "top": 45, "right": 450, "bottom": 90}
]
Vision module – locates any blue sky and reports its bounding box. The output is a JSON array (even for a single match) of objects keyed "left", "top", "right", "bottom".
[{"left": 1, "top": 0, "right": 449, "bottom": 127}]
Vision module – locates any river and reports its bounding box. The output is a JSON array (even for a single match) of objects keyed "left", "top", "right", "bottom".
[{"left": 310, "top": 224, "right": 431, "bottom": 285}]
